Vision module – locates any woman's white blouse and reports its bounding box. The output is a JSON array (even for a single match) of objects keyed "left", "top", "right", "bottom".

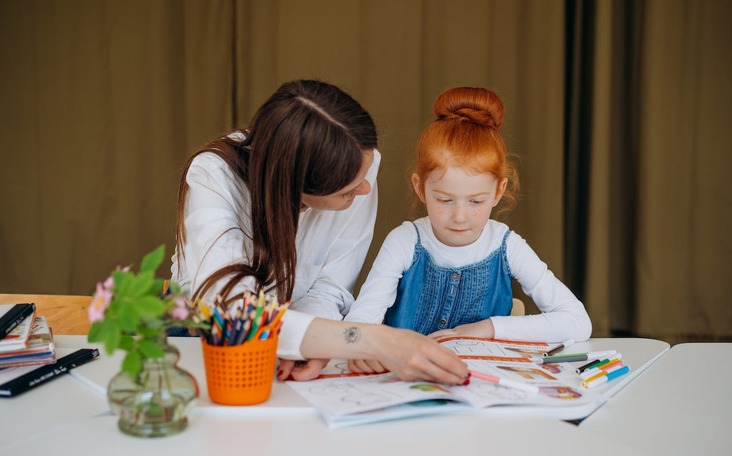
[{"left": 172, "top": 148, "right": 381, "bottom": 359}]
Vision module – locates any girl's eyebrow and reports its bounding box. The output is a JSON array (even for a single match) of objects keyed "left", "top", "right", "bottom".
[{"left": 432, "top": 189, "right": 490, "bottom": 198}]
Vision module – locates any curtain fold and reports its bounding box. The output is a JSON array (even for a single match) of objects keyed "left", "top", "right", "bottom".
[
  {"left": 587, "top": 0, "right": 732, "bottom": 341},
  {"left": 1, "top": 0, "right": 729, "bottom": 342}
]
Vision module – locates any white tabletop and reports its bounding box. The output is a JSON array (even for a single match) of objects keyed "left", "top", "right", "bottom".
[
  {"left": 2, "top": 405, "right": 649, "bottom": 456},
  {"left": 580, "top": 342, "right": 732, "bottom": 456},
  {"left": 0, "top": 335, "right": 671, "bottom": 456}
]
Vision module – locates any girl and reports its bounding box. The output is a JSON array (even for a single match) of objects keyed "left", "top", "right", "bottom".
[
  {"left": 345, "top": 87, "right": 591, "bottom": 373},
  {"left": 172, "top": 80, "right": 467, "bottom": 384}
]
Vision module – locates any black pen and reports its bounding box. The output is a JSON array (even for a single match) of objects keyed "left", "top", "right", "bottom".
[
  {"left": 0, "top": 348, "right": 99, "bottom": 397},
  {"left": 576, "top": 358, "right": 603, "bottom": 374}
]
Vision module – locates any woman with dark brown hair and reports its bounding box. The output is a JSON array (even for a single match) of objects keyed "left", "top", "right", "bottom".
[{"left": 172, "top": 80, "right": 467, "bottom": 384}]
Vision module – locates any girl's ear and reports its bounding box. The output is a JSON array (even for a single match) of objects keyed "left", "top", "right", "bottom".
[
  {"left": 493, "top": 177, "right": 508, "bottom": 207},
  {"left": 411, "top": 173, "right": 426, "bottom": 203}
]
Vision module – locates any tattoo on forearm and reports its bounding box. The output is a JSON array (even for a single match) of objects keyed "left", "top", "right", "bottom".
[{"left": 344, "top": 326, "right": 361, "bottom": 344}]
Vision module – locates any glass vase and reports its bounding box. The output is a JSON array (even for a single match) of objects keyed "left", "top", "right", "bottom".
[{"left": 107, "top": 340, "right": 199, "bottom": 437}]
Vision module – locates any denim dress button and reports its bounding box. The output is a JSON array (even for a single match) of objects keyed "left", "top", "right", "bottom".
[
  {"left": 451, "top": 272, "right": 459, "bottom": 280},
  {"left": 439, "top": 318, "right": 447, "bottom": 326}
]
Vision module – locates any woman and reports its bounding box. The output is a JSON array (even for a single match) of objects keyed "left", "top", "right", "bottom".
[{"left": 173, "top": 80, "right": 467, "bottom": 384}]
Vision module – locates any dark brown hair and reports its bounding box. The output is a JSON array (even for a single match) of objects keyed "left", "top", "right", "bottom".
[{"left": 176, "top": 80, "right": 377, "bottom": 305}]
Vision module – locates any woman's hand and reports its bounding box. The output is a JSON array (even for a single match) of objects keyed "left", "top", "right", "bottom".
[
  {"left": 366, "top": 326, "right": 468, "bottom": 385},
  {"left": 277, "top": 358, "right": 330, "bottom": 382}
]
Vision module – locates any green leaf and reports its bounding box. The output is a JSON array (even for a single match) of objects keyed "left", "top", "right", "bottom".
[
  {"left": 138, "top": 339, "right": 164, "bottom": 359},
  {"left": 90, "top": 320, "right": 120, "bottom": 354},
  {"left": 134, "top": 295, "right": 166, "bottom": 318},
  {"left": 112, "top": 270, "right": 133, "bottom": 296},
  {"left": 128, "top": 271, "right": 154, "bottom": 298},
  {"left": 119, "top": 335, "right": 135, "bottom": 351},
  {"left": 87, "top": 321, "right": 105, "bottom": 343},
  {"left": 122, "top": 350, "right": 142, "bottom": 377},
  {"left": 150, "top": 278, "right": 165, "bottom": 296},
  {"left": 117, "top": 303, "right": 138, "bottom": 332},
  {"left": 104, "top": 328, "right": 121, "bottom": 355},
  {"left": 140, "top": 244, "right": 165, "bottom": 274}
]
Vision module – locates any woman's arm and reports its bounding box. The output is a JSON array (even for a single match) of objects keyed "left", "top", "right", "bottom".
[
  {"left": 173, "top": 153, "right": 257, "bottom": 299},
  {"left": 281, "top": 318, "right": 468, "bottom": 385}
]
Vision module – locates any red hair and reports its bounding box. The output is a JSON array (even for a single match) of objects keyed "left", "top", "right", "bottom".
[{"left": 414, "top": 87, "right": 519, "bottom": 213}]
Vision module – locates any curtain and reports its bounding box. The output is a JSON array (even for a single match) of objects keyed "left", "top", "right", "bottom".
[
  {"left": 585, "top": 0, "right": 732, "bottom": 341},
  {"left": 1, "top": 0, "right": 729, "bottom": 343},
  {"left": 0, "top": 0, "right": 232, "bottom": 294}
]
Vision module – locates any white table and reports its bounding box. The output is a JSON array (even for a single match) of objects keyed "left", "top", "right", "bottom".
[
  {"left": 0, "top": 336, "right": 670, "bottom": 456},
  {"left": 580, "top": 343, "right": 732, "bottom": 456}
]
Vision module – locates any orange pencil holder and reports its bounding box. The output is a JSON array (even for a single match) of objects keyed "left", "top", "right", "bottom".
[{"left": 201, "top": 335, "right": 278, "bottom": 405}]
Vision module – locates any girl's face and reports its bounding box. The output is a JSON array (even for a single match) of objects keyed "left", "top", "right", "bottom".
[
  {"left": 301, "top": 149, "right": 375, "bottom": 212},
  {"left": 413, "top": 165, "right": 507, "bottom": 247}
]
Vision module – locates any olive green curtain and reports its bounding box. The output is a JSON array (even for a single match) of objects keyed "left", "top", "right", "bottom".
[
  {"left": 1, "top": 0, "right": 729, "bottom": 343},
  {"left": 0, "top": 0, "right": 232, "bottom": 293},
  {"left": 586, "top": 0, "right": 732, "bottom": 343}
]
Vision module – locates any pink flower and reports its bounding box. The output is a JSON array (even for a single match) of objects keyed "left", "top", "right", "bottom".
[
  {"left": 171, "top": 297, "right": 189, "bottom": 320},
  {"left": 89, "top": 281, "right": 113, "bottom": 322}
]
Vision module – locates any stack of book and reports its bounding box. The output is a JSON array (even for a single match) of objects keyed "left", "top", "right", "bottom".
[{"left": 0, "top": 303, "right": 56, "bottom": 368}]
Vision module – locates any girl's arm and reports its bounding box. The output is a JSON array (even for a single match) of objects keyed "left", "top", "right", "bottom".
[
  {"left": 491, "top": 231, "right": 592, "bottom": 342},
  {"left": 344, "top": 222, "right": 416, "bottom": 324}
]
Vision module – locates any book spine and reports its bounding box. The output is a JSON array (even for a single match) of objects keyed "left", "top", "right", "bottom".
[{"left": 0, "top": 303, "right": 36, "bottom": 339}]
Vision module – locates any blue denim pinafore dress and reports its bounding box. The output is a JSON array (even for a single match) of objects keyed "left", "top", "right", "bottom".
[{"left": 384, "top": 222, "right": 513, "bottom": 335}]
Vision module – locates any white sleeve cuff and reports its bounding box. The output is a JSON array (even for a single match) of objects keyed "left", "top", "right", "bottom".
[{"left": 276, "top": 310, "right": 316, "bottom": 360}]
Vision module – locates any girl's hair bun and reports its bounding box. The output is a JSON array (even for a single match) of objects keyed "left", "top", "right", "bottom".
[{"left": 433, "top": 87, "right": 504, "bottom": 129}]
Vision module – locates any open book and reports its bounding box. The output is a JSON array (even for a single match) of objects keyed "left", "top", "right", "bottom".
[{"left": 287, "top": 337, "right": 603, "bottom": 427}]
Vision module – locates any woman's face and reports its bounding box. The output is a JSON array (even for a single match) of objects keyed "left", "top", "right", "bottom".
[{"left": 301, "top": 149, "right": 375, "bottom": 211}]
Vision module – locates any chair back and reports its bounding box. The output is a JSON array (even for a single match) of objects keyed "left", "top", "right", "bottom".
[
  {"left": 0, "top": 294, "right": 92, "bottom": 335},
  {"left": 510, "top": 298, "right": 526, "bottom": 316}
]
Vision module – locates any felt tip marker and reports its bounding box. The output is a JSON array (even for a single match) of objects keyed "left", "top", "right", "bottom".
[
  {"left": 576, "top": 354, "right": 624, "bottom": 375},
  {"left": 581, "top": 365, "right": 631, "bottom": 388},
  {"left": 579, "top": 359, "right": 624, "bottom": 380},
  {"left": 543, "top": 339, "right": 575, "bottom": 357},
  {"left": 469, "top": 370, "right": 540, "bottom": 394},
  {"left": 532, "top": 350, "right": 617, "bottom": 364}
]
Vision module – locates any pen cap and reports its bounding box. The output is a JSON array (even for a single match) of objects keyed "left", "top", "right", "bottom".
[{"left": 201, "top": 335, "right": 278, "bottom": 405}]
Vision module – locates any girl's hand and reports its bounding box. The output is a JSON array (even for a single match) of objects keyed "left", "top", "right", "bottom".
[
  {"left": 277, "top": 358, "right": 330, "bottom": 381},
  {"left": 348, "top": 358, "right": 389, "bottom": 374},
  {"left": 428, "top": 319, "right": 495, "bottom": 340}
]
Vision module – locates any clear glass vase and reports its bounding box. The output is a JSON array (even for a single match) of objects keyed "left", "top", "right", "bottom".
[{"left": 107, "top": 340, "right": 199, "bottom": 437}]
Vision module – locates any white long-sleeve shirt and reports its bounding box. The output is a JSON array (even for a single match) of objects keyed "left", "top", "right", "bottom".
[
  {"left": 172, "top": 146, "right": 381, "bottom": 358},
  {"left": 345, "top": 218, "right": 592, "bottom": 343}
]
